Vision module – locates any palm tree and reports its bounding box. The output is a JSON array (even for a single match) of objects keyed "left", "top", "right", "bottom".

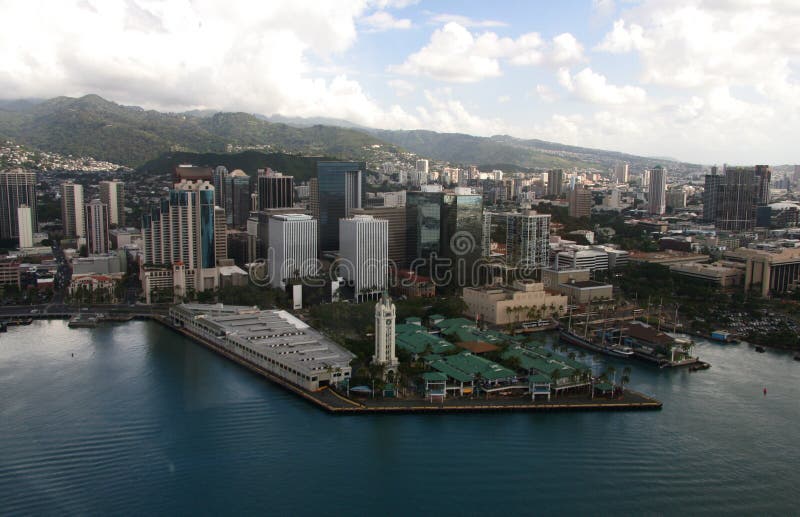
[
  {"left": 607, "top": 366, "right": 617, "bottom": 386},
  {"left": 621, "top": 366, "right": 632, "bottom": 392}
]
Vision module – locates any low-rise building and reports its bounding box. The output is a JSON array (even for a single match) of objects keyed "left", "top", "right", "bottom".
[
  {"left": 557, "top": 280, "right": 614, "bottom": 304},
  {"left": 0, "top": 256, "right": 20, "bottom": 286},
  {"left": 69, "top": 273, "right": 124, "bottom": 302},
  {"left": 669, "top": 262, "right": 744, "bottom": 287},
  {"left": 170, "top": 303, "right": 355, "bottom": 391},
  {"left": 628, "top": 250, "right": 709, "bottom": 266},
  {"left": 462, "top": 280, "right": 568, "bottom": 325},
  {"left": 541, "top": 267, "right": 591, "bottom": 291},
  {"left": 723, "top": 247, "right": 800, "bottom": 296}
]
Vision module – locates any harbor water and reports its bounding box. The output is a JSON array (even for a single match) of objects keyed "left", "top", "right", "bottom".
[{"left": 1, "top": 321, "right": 798, "bottom": 515}]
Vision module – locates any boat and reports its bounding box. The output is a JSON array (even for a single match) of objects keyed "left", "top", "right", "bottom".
[
  {"left": 755, "top": 346, "right": 765, "bottom": 353},
  {"left": 709, "top": 330, "right": 738, "bottom": 344},
  {"left": 690, "top": 362, "right": 711, "bottom": 372},
  {"left": 68, "top": 314, "right": 99, "bottom": 328},
  {"left": 559, "top": 328, "right": 634, "bottom": 358}
]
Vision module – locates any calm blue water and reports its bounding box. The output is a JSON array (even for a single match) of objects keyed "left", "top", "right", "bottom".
[{"left": 1, "top": 321, "right": 799, "bottom": 515}]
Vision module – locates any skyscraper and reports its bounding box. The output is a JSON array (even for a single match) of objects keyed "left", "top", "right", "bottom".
[
  {"left": 703, "top": 166, "right": 721, "bottom": 223},
  {"left": 716, "top": 165, "right": 771, "bottom": 231},
  {"left": 84, "top": 199, "right": 109, "bottom": 255},
  {"left": 482, "top": 210, "right": 550, "bottom": 272},
  {"left": 440, "top": 191, "right": 483, "bottom": 286},
  {"left": 415, "top": 159, "right": 429, "bottom": 185},
  {"left": 99, "top": 180, "right": 125, "bottom": 227},
  {"left": 317, "top": 161, "right": 365, "bottom": 252},
  {"left": 547, "top": 169, "right": 565, "bottom": 196},
  {"left": 0, "top": 169, "right": 37, "bottom": 240},
  {"left": 648, "top": 166, "right": 667, "bottom": 215},
  {"left": 17, "top": 205, "right": 33, "bottom": 248},
  {"left": 212, "top": 166, "right": 229, "bottom": 208},
  {"left": 268, "top": 214, "right": 318, "bottom": 289},
  {"left": 224, "top": 170, "right": 253, "bottom": 227},
  {"left": 568, "top": 186, "right": 592, "bottom": 218},
  {"left": 614, "top": 163, "right": 629, "bottom": 184},
  {"left": 339, "top": 215, "right": 388, "bottom": 301},
  {"left": 142, "top": 180, "right": 220, "bottom": 293},
  {"left": 257, "top": 169, "right": 294, "bottom": 210},
  {"left": 352, "top": 206, "right": 407, "bottom": 269},
  {"left": 61, "top": 181, "right": 85, "bottom": 238},
  {"left": 406, "top": 191, "right": 443, "bottom": 270}
]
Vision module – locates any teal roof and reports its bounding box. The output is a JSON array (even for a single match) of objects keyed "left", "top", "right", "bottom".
[
  {"left": 503, "top": 345, "right": 590, "bottom": 382},
  {"left": 428, "top": 351, "right": 516, "bottom": 383},
  {"left": 428, "top": 313, "right": 446, "bottom": 321},
  {"left": 395, "top": 325, "right": 456, "bottom": 355},
  {"left": 405, "top": 316, "right": 422, "bottom": 323},
  {"left": 422, "top": 372, "right": 448, "bottom": 382}
]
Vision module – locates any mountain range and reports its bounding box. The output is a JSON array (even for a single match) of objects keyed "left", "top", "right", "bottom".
[{"left": 0, "top": 94, "right": 695, "bottom": 172}]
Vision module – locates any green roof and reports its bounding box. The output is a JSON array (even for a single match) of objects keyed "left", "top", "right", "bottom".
[
  {"left": 502, "top": 345, "right": 590, "bottom": 382},
  {"left": 428, "top": 314, "right": 446, "bottom": 321},
  {"left": 422, "top": 372, "right": 448, "bottom": 382},
  {"left": 396, "top": 326, "right": 456, "bottom": 355},
  {"left": 594, "top": 382, "right": 614, "bottom": 392},
  {"left": 428, "top": 351, "right": 516, "bottom": 383}
]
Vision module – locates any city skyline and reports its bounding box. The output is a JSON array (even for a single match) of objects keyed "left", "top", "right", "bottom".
[{"left": 0, "top": 1, "right": 797, "bottom": 164}]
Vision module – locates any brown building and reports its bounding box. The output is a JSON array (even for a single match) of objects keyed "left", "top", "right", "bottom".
[
  {"left": 174, "top": 165, "right": 213, "bottom": 183},
  {"left": 568, "top": 186, "right": 592, "bottom": 218}
]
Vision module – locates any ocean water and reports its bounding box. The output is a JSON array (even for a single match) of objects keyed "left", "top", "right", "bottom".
[{"left": 1, "top": 321, "right": 798, "bottom": 515}]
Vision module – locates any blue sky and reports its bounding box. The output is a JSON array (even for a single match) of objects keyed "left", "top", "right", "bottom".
[{"left": 0, "top": 0, "right": 798, "bottom": 164}]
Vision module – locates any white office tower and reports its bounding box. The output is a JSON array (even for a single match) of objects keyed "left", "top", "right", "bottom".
[
  {"left": 641, "top": 169, "right": 651, "bottom": 190},
  {"left": 373, "top": 292, "right": 399, "bottom": 376},
  {"left": 339, "top": 215, "right": 388, "bottom": 302},
  {"left": 268, "top": 214, "right": 318, "bottom": 289},
  {"left": 84, "top": 199, "right": 110, "bottom": 255},
  {"left": 648, "top": 166, "right": 667, "bottom": 215},
  {"left": 61, "top": 181, "right": 85, "bottom": 238},
  {"left": 17, "top": 204, "right": 33, "bottom": 248},
  {"left": 615, "top": 163, "right": 629, "bottom": 184},
  {"left": 99, "top": 180, "right": 125, "bottom": 226}
]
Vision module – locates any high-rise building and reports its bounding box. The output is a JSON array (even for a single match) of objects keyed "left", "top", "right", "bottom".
[
  {"left": 84, "top": 199, "right": 110, "bottom": 255},
  {"left": 547, "top": 169, "right": 565, "bottom": 197},
  {"left": 99, "top": 180, "right": 125, "bottom": 227},
  {"left": 614, "top": 163, "right": 629, "bottom": 184},
  {"left": 0, "top": 170, "right": 37, "bottom": 240},
  {"left": 352, "top": 206, "right": 407, "bottom": 269},
  {"left": 214, "top": 206, "right": 228, "bottom": 263},
  {"left": 373, "top": 292, "right": 398, "bottom": 374},
  {"left": 440, "top": 191, "right": 483, "bottom": 286},
  {"left": 212, "top": 166, "right": 229, "bottom": 208},
  {"left": 317, "top": 161, "right": 365, "bottom": 253},
  {"left": 339, "top": 215, "right": 388, "bottom": 301},
  {"left": 703, "top": 166, "right": 722, "bottom": 223},
  {"left": 405, "top": 191, "right": 443, "bottom": 270},
  {"left": 142, "top": 180, "right": 220, "bottom": 296},
  {"left": 667, "top": 188, "right": 687, "bottom": 210},
  {"left": 648, "top": 166, "right": 667, "bottom": 215},
  {"left": 224, "top": 170, "right": 253, "bottom": 227},
  {"left": 716, "top": 165, "right": 771, "bottom": 231},
  {"left": 268, "top": 214, "right": 318, "bottom": 289},
  {"left": 17, "top": 205, "right": 33, "bottom": 248},
  {"left": 568, "top": 186, "right": 592, "bottom": 218},
  {"left": 482, "top": 210, "right": 550, "bottom": 272},
  {"left": 61, "top": 181, "right": 85, "bottom": 238},
  {"left": 258, "top": 169, "right": 294, "bottom": 210},
  {"left": 641, "top": 169, "right": 651, "bottom": 190}
]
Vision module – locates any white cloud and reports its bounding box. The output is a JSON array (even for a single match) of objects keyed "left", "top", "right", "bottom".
[
  {"left": 361, "top": 10, "right": 412, "bottom": 32},
  {"left": 497, "top": 95, "right": 510, "bottom": 104},
  {"left": 388, "top": 78, "right": 415, "bottom": 97},
  {"left": 559, "top": 67, "right": 647, "bottom": 105},
  {"left": 391, "top": 23, "right": 584, "bottom": 82},
  {"left": 534, "top": 84, "right": 558, "bottom": 103},
  {"left": 592, "top": 0, "right": 616, "bottom": 19},
  {"left": 428, "top": 13, "right": 508, "bottom": 28},
  {"left": 595, "top": 19, "right": 646, "bottom": 53}
]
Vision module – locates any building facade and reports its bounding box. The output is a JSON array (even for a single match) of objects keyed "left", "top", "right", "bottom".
[
  {"left": 257, "top": 169, "right": 294, "bottom": 210},
  {"left": 317, "top": 161, "right": 365, "bottom": 253},
  {"left": 99, "top": 180, "right": 125, "bottom": 227},
  {"left": 0, "top": 169, "right": 37, "bottom": 240},
  {"left": 648, "top": 166, "right": 666, "bottom": 215},
  {"left": 547, "top": 169, "right": 565, "bottom": 197},
  {"left": 17, "top": 205, "right": 34, "bottom": 248},
  {"left": 568, "top": 186, "right": 592, "bottom": 218},
  {"left": 373, "top": 292, "right": 399, "bottom": 375},
  {"left": 339, "top": 215, "right": 388, "bottom": 301},
  {"left": 482, "top": 210, "right": 550, "bottom": 273},
  {"left": 224, "top": 170, "right": 253, "bottom": 228},
  {"left": 60, "top": 181, "right": 85, "bottom": 238},
  {"left": 268, "top": 214, "right": 318, "bottom": 289},
  {"left": 84, "top": 199, "right": 110, "bottom": 255}
]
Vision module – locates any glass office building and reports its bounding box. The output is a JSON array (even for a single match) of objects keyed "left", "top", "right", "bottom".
[{"left": 317, "top": 161, "right": 366, "bottom": 252}]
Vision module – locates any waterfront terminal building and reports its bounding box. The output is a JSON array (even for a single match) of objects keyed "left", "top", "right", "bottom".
[{"left": 170, "top": 304, "right": 355, "bottom": 391}]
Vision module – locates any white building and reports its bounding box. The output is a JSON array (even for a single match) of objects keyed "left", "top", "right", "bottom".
[
  {"left": 339, "top": 215, "right": 388, "bottom": 301},
  {"left": 85, "top": 199, "right": 110, "bottom": 255},
  {"left": 556, "top": 248, "right": 609, "bottom": 271},
  {"left": 99, "top": 180, "right": 125, "bottom": 226},
  {"left": 482, "top": 210, "right": 550, "bottom": 271},
  {"left": 17, "top": 204, "right": 33, "bottom": 248},
  {"left": 373, "top": 292, "right": 399, "bottom": 376},
  {"left": 61, "top": 181, "right": 85, "bottom": 238},
  {"left": 268, "top": 214, "right": 318, "bottom": 288},
  {"left": 648, "top": 166, "right": 667, "bottom": 215}
]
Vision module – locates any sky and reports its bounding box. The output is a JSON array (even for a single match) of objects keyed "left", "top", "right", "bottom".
[{"left": 0, "top": 0, "right": 798, "bottom": 164}]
